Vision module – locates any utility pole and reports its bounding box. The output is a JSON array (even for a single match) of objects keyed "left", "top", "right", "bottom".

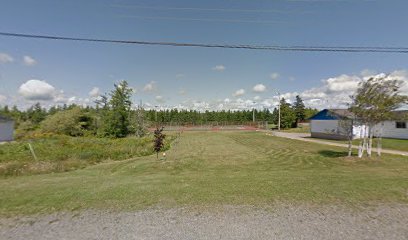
[
  {"left": 278, "top": 97, "right": 281, "bottom": 131},
  {"left": 271, "top": 90, "right": 281, "bottom": 131},
  {"left": 252, "top": 101, "right": 256, "bottom": 122},
  {"left": 155, "top": 105, "right": 159, "bottom": 123}
]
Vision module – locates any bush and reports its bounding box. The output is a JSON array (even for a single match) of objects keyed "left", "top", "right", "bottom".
[
  {"left": 0, "top": 135, "right": 158, "bottom": 177},
  {"left": 41, "top": 107, "right": 96, "bottom": 136}
]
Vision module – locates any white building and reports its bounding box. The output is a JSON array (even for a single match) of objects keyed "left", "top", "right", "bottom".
[
  {"left": 309, "top": 109, "right": 408, "bottom": 140},
  {"left": 0, "top": 115, "right": 14, "bottom": 142}
]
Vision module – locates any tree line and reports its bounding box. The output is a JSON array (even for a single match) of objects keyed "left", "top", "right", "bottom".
[
  {"left": 145, "top": 96, "right": 317, "bottom": 127},
  {"left": 0, "top": 80, "right": 318, "bottom": 138}
]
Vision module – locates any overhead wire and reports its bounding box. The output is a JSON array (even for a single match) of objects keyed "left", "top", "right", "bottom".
[{"left": 1, "top": 32, "right": 408, "bottom": 53}]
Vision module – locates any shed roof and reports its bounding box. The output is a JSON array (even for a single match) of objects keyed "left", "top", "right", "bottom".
[
  {"left": 392, "top": 110, "right": 408, "bottom": 120},
  {"left": 308, "top": 109, "right": 354, "bottom": 120}
]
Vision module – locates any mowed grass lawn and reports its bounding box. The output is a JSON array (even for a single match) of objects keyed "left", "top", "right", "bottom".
[{"left": 1, "top": 131, "right": 408, "bottom": 216}]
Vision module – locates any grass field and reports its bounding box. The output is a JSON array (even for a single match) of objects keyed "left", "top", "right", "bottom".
[
  {"left": 0, "top": 131, "right": 407, "bottom": 216},
  {"left": 0, "top": 135, "right": 171, "bottom": 177}
]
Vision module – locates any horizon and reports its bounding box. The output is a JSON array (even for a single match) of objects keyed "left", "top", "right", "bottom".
[{"left": 1, "top": 0, "right": 408, "bottom": 111}]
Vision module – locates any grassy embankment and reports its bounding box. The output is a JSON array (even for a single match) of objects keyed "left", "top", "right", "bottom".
[
  {"left": 0, "top": 134, "right": 173, "bottom": 177},
  {"left": 0, "top": 131, "right": 407, "bottom": 216}
]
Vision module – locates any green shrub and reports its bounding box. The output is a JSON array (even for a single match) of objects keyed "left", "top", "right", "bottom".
[{"left": 41, "top": 107, "right": 96, "bottom": 136}]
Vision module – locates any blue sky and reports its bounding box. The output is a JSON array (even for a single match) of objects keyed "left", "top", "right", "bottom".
[{"left": 1, "top": 0, "right": 408, "bottom": 110}]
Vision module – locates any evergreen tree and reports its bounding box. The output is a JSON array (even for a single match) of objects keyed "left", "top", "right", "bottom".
[
  {"left": 101, "top": 80, "right": 133, "bottom": 138},
  {"left": 27, "top": 103, "right": 47, "bottom": 125},
  {"left": 293, "top": 95, "right": 306, "bottom": 126},
  {"left": 279, "top": 98, "right": 297, "bottom": 129}
]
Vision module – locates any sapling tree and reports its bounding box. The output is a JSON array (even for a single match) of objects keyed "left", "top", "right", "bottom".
[
  {"left": 100, "top": 80, "right": 133, "bottom": 138},
  {"left": 338, "top": 118, "right": 354, "bottom": 157},
  {"left": 153, "top": 127, "right": 166, "bottom": 159},
  {"left": 349, "top": 76, "right": 408, "bottom": 158}
]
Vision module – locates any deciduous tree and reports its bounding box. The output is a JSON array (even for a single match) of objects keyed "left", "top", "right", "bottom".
[{"left": 350, "top": 76, "right": 408, "bottom": 157}]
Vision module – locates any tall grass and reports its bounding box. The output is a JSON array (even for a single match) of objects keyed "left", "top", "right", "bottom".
[{"left": 0, "top": 134, "right": 172, "bottom": 177}]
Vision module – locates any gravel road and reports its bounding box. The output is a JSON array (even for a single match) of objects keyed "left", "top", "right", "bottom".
[{"left": 1, "top": 204, "right": 407, "bottom": 240}]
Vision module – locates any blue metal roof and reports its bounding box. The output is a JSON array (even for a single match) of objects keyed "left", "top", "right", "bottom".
[{"left": 308, "top": 109, "right": 340, "bottom": 120}]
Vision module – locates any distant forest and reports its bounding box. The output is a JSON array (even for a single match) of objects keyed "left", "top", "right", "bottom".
[{"left": 0, "top": 81, "right": 318, "bottom": 138}]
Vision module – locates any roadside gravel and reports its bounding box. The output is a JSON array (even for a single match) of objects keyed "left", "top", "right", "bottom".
[{"left": 1, "top": 204, "right": 407, "bottom": 240}]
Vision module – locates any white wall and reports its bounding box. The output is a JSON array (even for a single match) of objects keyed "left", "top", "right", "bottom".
[
  {"left": 312, "top": 119, "right": 408, "bottom": 140},
  {"left": 310, "top": 120, "right": 340, "bottom": 135},
  {"left": 311, "top": 119, "right": 365, "bottom": 139},
  {"left": 0, "top": 121, "right": 14, "bottom": 142},
  {"left": 374, "top": 121, "right": 408, "bottom": 139}
]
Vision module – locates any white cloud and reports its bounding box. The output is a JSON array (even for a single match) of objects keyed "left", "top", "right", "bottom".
[
  {"left": 252, "top": 84, "right": 267, "bottom": 93},
  {"left": 212, "top": 65, "right": 225, "bottom": 71},
  {"left": 254, "top": 96, "right": 261, "bottom": 101},
  {"left": 178, "top": 89, "right": 186, "bottom": 95},
  {"left": 143, "top": 81, "right": 156, "bottom": 92},
  {"left": 325, "top": 74, "right": 360, "bottom": 92},
  {"left": 284, "top": 70, "right": 408, "bottom": 109},
  {"left": 270, "top": 72, "right": 280, "bottom": 80},
  {"left": 232, "top": 89, "right": 245, "bottom": 97},
  {"left": 155, "top": 95, "right": 165, "bottom": 103},
  {"left": 53, "top": 90, "right": 67, "bottom": 103},
  {"left": 89, "top": 87, "right": 100, "bottom": 98},
  {"left": 0, "top": 53, "right": 13, "bottom": 64},
  {"left": 68, "top": 96, "right": 77, "bottom": 103},
  {"left": 23, "top": 55, "right": 37, "bottom": 66},
  {"left": 360, "top": 69, "right": 377, "bottom": 77},
  {"left": 18, "top": 79, "right": 56, "bottom": 101},
  {"left": 0, "top": 94, "right": 7, "bottom": 103}
]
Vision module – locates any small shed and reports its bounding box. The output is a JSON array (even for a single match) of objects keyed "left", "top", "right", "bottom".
[
  {"left": 0, "top": 115, "right": 14, "bottom": 142},
  {"left": 309, "top": 109, "right": 363, "bottom": 140},
  {"left": 376, "top": 110, "right": 408, "bottom": 139},
  {"left": 309, "top": 109, "right": 408, "bottom": 140}
]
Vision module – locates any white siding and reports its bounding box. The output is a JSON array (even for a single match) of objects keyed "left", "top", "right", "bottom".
[
  {"left": 0, "top": 121, "right": 14, "bottom": 142},
  {"left": 374, "top": 121, "right": 408, "bottom": 139},
  {"left": 311, "top": 119, "right": 365, "bottom": 139},
  {"left": 310, "top": 120, "right": 340, "bottom": 134}
]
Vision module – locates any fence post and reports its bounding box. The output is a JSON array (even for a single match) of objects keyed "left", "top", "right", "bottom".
[{"left": 28, "top": 143, "right": 38, "bottom": 161}]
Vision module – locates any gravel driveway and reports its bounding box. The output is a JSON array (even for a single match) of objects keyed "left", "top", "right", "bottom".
[{"left": 1, "top": 205, "right": 407, "bottom": 240}]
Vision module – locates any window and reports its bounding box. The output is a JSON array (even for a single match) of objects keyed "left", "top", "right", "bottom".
[{"left": 396, "top": 121, "right": 407, "bottom": 129}]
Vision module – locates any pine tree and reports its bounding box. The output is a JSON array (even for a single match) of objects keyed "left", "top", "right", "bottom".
[
  {"left": 101, "top": 80, "right": 133, "bottom": 138},
  {"left": 293, "top": 95, "right": 306, "bottom": 126},
  {"left": 279, "top": 98, "right": 297, "bottom": 129}
]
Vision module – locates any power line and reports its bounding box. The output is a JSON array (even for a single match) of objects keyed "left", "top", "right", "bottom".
[
  {"left": 111, "top": 4, "right": 300, "bottom": 14},
  {"left": 1, "top": 31, "right": 408, "bottom": 53},
  {"left": 119, "top": 15, "right": 285, "bottom": 24}
]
